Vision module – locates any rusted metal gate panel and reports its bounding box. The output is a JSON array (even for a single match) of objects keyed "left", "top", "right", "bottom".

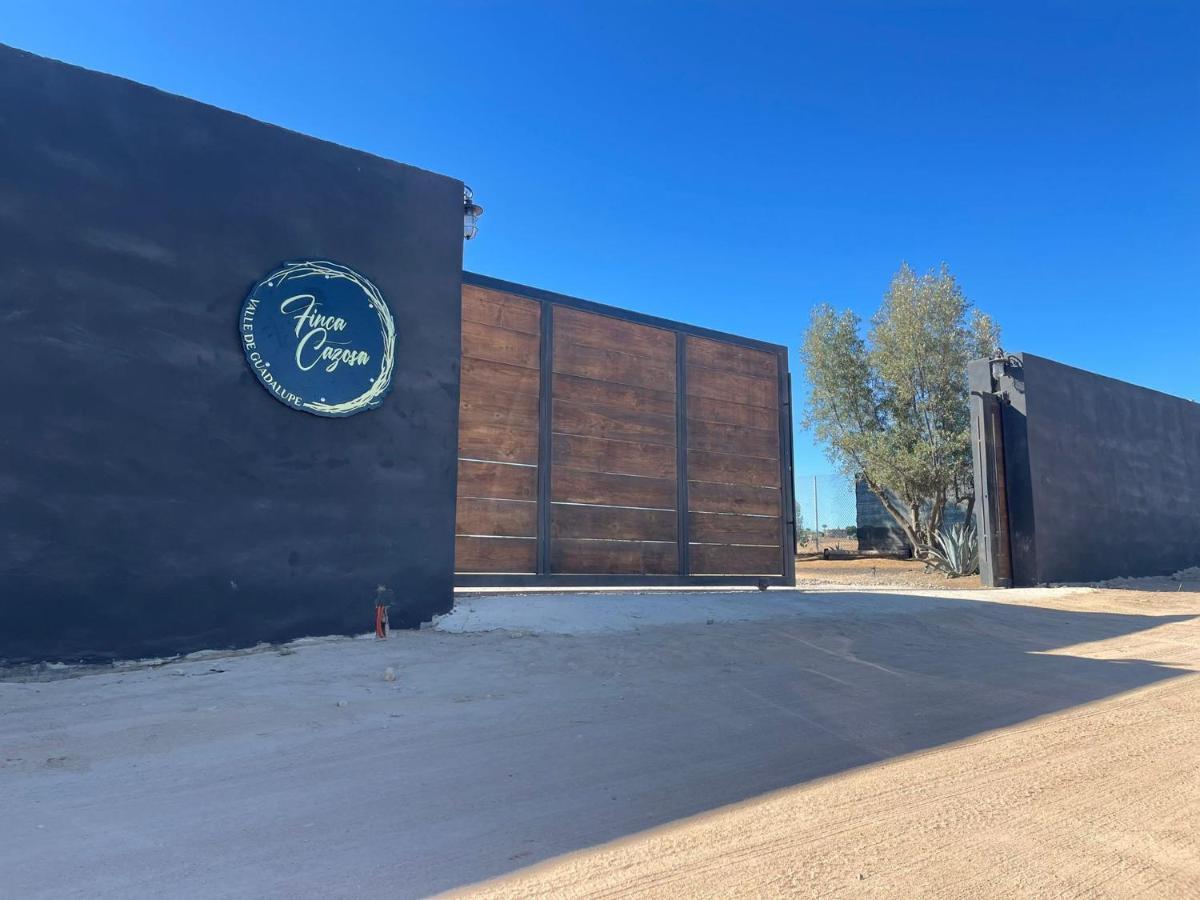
[{"left": 454, "top": 274, "right": 795, "bottom": 586}]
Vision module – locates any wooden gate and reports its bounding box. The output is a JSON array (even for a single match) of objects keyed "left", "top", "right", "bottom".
[{"left": 455, "top": 274, "right": 795, "bottom": 586}]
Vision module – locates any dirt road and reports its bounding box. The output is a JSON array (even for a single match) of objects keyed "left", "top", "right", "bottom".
[
  {"left": 2, "top": 587, "right": 1196, "bottom": 898},
  {"left": 464, "top": 589, "right": 1200, "bottom": 898}
]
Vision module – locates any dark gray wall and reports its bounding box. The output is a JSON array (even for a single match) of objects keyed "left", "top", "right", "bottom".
[
  {"left": 854, "top": 479, "right": 911, "bottom": 555},
  {"left": 0, "top": 46, "right": 464, "bottom": 662},
  {"left": 854, "top": 478, "right": 966, "bottom": 556},
  {"left": 978, "top": 353, "right": 1200, "bottom": 585}
]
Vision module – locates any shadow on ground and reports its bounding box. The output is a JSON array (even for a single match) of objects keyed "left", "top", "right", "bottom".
[
  {"left": 421, "top": 593, "right": 1194, "bottom": 895},
  {"left": 1, "top": 591, "right": 1195, "bottom": 899}
]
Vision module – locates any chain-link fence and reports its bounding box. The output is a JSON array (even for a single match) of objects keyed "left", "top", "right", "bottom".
[{"left": 794, "top": 473, "right": 858, "bottom": 555}]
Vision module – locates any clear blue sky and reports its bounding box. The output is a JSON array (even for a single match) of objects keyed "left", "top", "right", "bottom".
[{"left": 6, "top": 1, "right": 1198, "bottom": 476}]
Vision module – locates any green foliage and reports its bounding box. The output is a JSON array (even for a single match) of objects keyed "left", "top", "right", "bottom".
[
  {"left": 799, "top": 263, "right": 999, "bottom": 553},
  {"left": 845, "top": 525, "right": 857, "bottom": 538},
  {"left": 926, "top": 522, "right": 980, "bottom": 577}
]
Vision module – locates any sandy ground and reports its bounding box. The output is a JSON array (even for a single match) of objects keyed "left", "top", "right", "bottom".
[
  {"left": 466, "top": 588, "right": 1200, "bottom": 899},
  {"left": 792, "top": 556, "right": 1200, "bottom": 593},
  {"left": 795, "top": 556, "right": 983, "bottom": 590},
  {"left": 2, "top": 585, "right": 1198, "bottom": 898}
]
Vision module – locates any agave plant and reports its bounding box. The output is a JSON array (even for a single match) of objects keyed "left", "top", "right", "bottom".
[{"left": 926, "top": 521, "right": 980, "bottom": 577}]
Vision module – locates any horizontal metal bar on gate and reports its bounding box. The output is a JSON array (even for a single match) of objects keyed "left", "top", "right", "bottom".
[
  {"left": 454, "top": 574, "right": 794, "bottom": 588},
  {"left": 463, "top": 272, "right": 789, "bottom": 358}
]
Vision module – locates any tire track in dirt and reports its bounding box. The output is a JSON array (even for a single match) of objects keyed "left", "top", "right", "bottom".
[{"left": 454, "top": 595, "right": 1200, "bottom": 899}]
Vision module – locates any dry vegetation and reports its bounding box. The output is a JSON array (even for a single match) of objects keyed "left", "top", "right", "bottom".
[{"left": 796, "top": 554, "right": 983, "bottom": 590}]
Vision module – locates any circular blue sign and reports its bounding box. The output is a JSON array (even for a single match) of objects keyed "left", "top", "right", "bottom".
[{"left": 239, "top": 260, "right": 396, "bottom": 417}]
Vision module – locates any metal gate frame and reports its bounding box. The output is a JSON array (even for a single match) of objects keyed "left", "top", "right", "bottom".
[
  {"left": 455, "top": 272, "right": 796, "bottom": 588},
  {"left": 968, "top": 357, "right": 1014, "bottom": 588}
]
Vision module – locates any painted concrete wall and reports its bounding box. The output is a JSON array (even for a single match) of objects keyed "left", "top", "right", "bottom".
[
  {"left": 0, "top": 46, "right": 464, "bottom": 662},
  {"left": 981, "top": 353, "right": 1200, "bottom": 585}
]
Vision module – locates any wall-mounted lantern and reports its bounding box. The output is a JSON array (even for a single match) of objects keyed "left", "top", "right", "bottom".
[{"left": 463, "top": 186, "right": 483, "bottom": 241}]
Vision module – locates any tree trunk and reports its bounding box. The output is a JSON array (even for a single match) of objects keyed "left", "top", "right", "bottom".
[
  {"left": 910, "top": 501, "right": 923, "bottom": 552},
  {"left": 930, "top": 493, "right": 947, "bottom": 540}
]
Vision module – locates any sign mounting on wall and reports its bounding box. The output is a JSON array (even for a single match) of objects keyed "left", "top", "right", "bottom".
[{"left": 239, "top": 260, "right": 396, "bottom": 417}]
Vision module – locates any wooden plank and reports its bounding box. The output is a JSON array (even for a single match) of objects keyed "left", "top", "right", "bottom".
[
  {"left": 460, "top": 387, "right": 539, "bottom": 432},
  {"left": 459, "top": 424, "right": 539, "bottom": 465},
  {"left": 686, "top": 394, "right": 777, "bottom": 430},
  {"left": 456, "top": 460, "right": 537, "bottom": 504},
  {"left": 553, "top": 339, "right": 675, "bottom": 393},
  {"left": 553, "top": 373, "right": 675, "bottom": 417},
  {"left": 687, "top": 449, "right": 780, "bottom": 488},
  {"left": 455, "top": 536, "right": 536, "bottom": 573},
  {"left": 461, "top": 357, "right": 540, "bottom": 397},
  {"left": 462, "top": 319, "right": 540, "bottom": 370},
  {"left": 457, "top": 460, "right": 537, "bottom": 502},
  {"left": 462, "top": 286, "right": 540, "bottom": 335},
  {"left": 687, "top": 418, "right": 779, "bottom": 460},
  {"left": 553, "top": 433, "right": 675, "bottom": 479},
  {"left": 688, "top": 480, "right": 780, "bottom": 517},
  {"left": 689, "top": 543, "right": 783, "bottom": 576},
  {"left": 551, "top": 539, "right": 677, "bottom": 575},
  {"left": 456, "top": 497, "right": 537, "bottom": 537},
  {"left": 689, "top": 512, "right": 780, "bottom": 545},
  {"left": 553, "top": 469, "right": 676, "bottom": 509},
  {"left": 686, "top": 336, "right": 778, "bottom": 378},
  {"left": 552, "top": 399, "right": 676, "bottom": 447},
  {"left": 550, "top": 503, "right": 677, "bottom": 542},
  {"left": 686, "top": 364, "right": 776, "bottom": 409},
  {"left": 553, "top": 306, "right": 675, "bottom": 364}
]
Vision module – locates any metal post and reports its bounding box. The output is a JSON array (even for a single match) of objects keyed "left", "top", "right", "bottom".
[
  {"left": 675, "top": 333, "right": 689, "bottom": 576},
  {"left": 813, "top": 475, "right": 820, "bottom": 552},
  {"left": 778, "top": 364, "right": 797, "bottom": 582},
  {"left": 986, "top": 398, "right": 1014, "bottom": 586},
  {"left": 969, "top": 358, "right": 1013, "bottom": 588}
]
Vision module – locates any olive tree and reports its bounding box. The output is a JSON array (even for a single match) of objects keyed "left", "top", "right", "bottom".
[{"left": 799, "top": 263, "right": 1000, "bottom": 554}]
